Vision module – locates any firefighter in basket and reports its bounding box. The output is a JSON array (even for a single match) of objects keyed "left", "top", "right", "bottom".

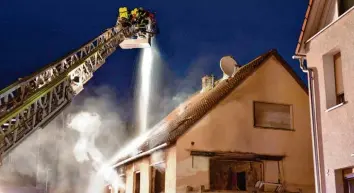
[
  {"left": 118, "top": 7, "right": 157, "bottom": 34},
  {"left": 118, "top": 7, "right": 130, "bottom": 27}
]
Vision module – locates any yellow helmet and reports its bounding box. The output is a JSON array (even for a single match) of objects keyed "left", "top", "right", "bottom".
[
  {"left": 119, "top": 7, "right": 128, "bottom": 13},
  {"left": 131, "top": 8, "right": 138, "bottom": 15}
]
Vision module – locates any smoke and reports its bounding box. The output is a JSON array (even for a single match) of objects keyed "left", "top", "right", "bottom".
[
  {"left": 0, "top": 44, "right": 221, "bottom": 193},
  {"left": 150, "top": 150, "right": 165, "bottom": 172},
  {"left": 69, "top": 112, "right": 102, "bottom": 164},
  {"left": 0, "top": 85, "right": 131, "bottom": 193},
  {"left": 147, "top": 53, "right": 220, "bottom": 127}
]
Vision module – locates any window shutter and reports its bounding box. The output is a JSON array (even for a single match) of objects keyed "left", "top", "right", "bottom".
[
  {"left": 254, "top": 102, "right": 292, "bottom": 130},
  {"left": 334, "top": 53, "right": 344, "bottom": 95}
]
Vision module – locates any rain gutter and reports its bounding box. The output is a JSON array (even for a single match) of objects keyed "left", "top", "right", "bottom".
[{"left": 112, "top": 143, "right": 168, "bottom": 168}]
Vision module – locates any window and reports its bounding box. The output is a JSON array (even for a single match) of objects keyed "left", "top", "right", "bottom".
[
  {"left": 253, "top": 102, "right": 292, "bottom": 130},
  {"left": 339, "top": 0, "right": 354, "bottom": 15},
  {"left": 323, "top": 51, "right": 346, "bottom": 109},
  {"left": 334, "top": 53, "right": 345, "bottom": 104},
  {"left": 134, "top": 172, "right": 141, "bottom": 193},
  {"left": 209, "top": 159, "right": 262, "bottom": 191},
  {"left": 151, "top": 164, "right": 165, "bottom": 193},
  {"left": 337, "top": 167, "right": 354, "bottom": 193}
]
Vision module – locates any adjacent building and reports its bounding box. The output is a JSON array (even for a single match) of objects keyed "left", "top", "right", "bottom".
[
  {"left": 294, "top": 0, "right": 354, "bottom": 193},
  {"left": 114, "top": 49, "right": 315, "bottom": 193}
]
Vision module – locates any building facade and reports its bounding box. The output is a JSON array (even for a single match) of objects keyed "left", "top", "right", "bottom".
[
  {"left": 294, "top": 1, "right": 354, "bottom": 193},
  {"left": 117, "top": 50, "right": 315, "bottom": 193}
]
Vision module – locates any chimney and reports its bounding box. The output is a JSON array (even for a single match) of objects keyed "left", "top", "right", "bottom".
[{"left": 201, "top": 75, "right": 215, "bottom": 92}]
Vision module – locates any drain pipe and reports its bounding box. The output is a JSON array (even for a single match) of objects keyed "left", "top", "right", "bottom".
[{"left": 292, "top": 55, "right": 322, "bottom": 193}]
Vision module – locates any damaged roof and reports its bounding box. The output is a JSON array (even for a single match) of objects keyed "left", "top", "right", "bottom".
[{"left": 115, "top": 49, "right": 307, "bottom": 166}]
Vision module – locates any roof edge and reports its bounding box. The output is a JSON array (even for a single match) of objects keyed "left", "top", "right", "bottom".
[
  {"left": 113, "top": 143, "right": 170, "bottom": 168},
  {"left": 269, "top": 50, "right": 309, "bottom": 94},
  {"left": 295, "top": 0, "right": 314, "bottom": 55}
]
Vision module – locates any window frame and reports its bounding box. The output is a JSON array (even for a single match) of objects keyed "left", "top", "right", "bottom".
[
  {"left": 253, "top": 101, "right": 294, "bottom": 131},
  {"left": 150, "top": 163, "right": 166, "bottom": 193},
  {"left": 341, "top": 168, "right": 354, "bottom": 193},
  {"left": 323, "top": 50, "right": 348, "bottom": 110},
  {"left": 209, "top": 158, "right": 264, "bottom": 192},
  {"left": 338, "top": 0, "right": 354, "bottom": 16},
  {"left": 333, "top": 52, "right": 345, "bottom": 105},
  {"left": 133, "top": 171, "right": 141, "bottom": 193}
]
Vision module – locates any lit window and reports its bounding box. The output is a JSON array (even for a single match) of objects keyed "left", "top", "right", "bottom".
[
  {"left": 339, "top": 0, "right": 354, "bottom": 15},
  {"left": 253, "top": 102, "right": 292, "bottom": 130},
  {"left": 334, "top": 53, "right": 345, "bottom": 104}
]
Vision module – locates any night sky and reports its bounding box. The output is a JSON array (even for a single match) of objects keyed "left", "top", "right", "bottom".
[{"left": 0, "top": 1, "right": 308, "bottom": 121}]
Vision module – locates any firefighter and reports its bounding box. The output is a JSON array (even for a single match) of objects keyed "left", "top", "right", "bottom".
[
  {"left": 130, "top": 8, "right": 139, "bottom": 25},
  {"left": 137, "top": 8, "right": 149, "bottom": 29},
  {"left": 135, "top": 8, "right": 146, "bottom": 26},
  {"left": 148, "top": 11, "right": 155, "bottom": 22},
  {"left": 118, "top": 7, "right": 131, "bottom": 27},
  {"left": 119, "top": 7, "right": 129, "bottom": 20},
  {"left": 139, "top": 7, "right": 147, "bottom": 19}
]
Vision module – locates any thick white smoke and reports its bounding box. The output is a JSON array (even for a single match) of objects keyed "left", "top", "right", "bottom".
[
  {"left": 0, "top": 45, "right": 220, "bottom": 193},
  {"left": 150, "top": 150, "right": 166, "bottom": 172},
  {"left": 147, "top": 53, "right": 220, "bottom": 127},
  {"left": 67, "top": 111, "right": 124, "bottom": 193},
  {"left": 70, "top": 112, "right": 102, "bottom": 164},
  {"left": 0, "top": 85, "right": 131, "bottom": 193}
]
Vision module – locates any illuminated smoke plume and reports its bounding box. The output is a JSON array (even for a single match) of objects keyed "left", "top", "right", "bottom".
[
  {"left": 0, "top": 85, "right": 131, "bottom": 193},
  {"left": 69, "top": 112, "right": 102, "bottom": 164},
  {"left": 0, "top": 38, "right": 220, "bottom": 193},
  {"left": 150, "top": 150, "right": 166, "bottom": 172},
  {"left": 147, "top": 53, "right": 221, "bottom": 127},
  {"left": 68, "top": 111, "right": 123, "bottom": 193}
]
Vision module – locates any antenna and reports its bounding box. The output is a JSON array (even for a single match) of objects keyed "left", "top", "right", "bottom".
[{"left": 220, "top": 56, "right": 238, "bottom": 79}]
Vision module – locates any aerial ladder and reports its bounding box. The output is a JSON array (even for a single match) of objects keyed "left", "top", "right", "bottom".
[{"left": 0, "top": 7, "right": 157, "bottom": 161}]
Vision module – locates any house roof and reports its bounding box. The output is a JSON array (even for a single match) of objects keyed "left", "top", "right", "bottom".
[
  {"left": 114, "top": 49, "right": 307, "bottom": 167},
  {"left": 295, "top": 0, "right": 313, "bottom": 55},
  {"left": 296, "top": 0, "right": 334, "bottom": 55}
]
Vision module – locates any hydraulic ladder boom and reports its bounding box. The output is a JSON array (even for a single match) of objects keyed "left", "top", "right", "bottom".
[{"left": 0, "top": 8, "right": 156, "bottom": 158}]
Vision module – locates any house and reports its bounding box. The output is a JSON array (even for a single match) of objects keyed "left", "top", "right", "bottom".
[
  {"left": 114, "top": 49, "right": 315, "bottom": 193},
  {"left": 293, "top": 0, "right": 354, "bottom": 193}
]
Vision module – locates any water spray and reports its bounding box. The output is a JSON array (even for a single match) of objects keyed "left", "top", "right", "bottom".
[
  {"left": 137, "top": 39, "right": 159, "bottom": 133},
  {"left": 68, "top": 39, "right": 161, "bottom": 193}
]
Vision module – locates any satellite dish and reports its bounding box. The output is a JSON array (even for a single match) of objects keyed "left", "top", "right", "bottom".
[{"left": 220, "top": 56, "right": 238, "bottom": 79}]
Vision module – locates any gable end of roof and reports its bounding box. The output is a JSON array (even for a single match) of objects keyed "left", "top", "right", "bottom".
[{"left": 114, "top": 49, "right": 308, "bottom": 167}]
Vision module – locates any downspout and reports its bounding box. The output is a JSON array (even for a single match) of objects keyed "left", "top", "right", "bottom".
[{"left": 292, "top": 55, "right": 322, "bottom": 193}]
